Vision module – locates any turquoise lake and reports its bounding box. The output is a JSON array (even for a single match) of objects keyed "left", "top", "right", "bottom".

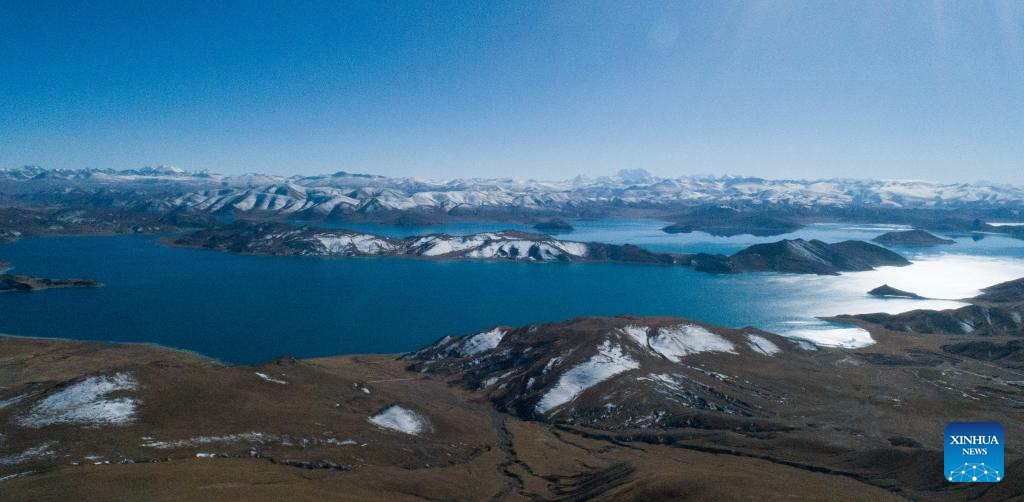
[{"left": 2, "top": 220, "right": 1024, "bottom": 364}]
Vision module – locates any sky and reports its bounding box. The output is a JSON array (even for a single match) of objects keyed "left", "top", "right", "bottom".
[{"left": 1, "top": 1, "right": 1023, "bottom": 183}]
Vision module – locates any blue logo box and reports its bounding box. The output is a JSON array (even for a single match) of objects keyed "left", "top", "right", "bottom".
[{"left": 945, "top": 422, "right": 1004, "bottom": 482}]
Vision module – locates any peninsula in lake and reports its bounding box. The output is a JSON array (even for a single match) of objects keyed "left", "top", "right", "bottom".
[
  {"left": 0, "top": 260, "right": 100, "bottom": 292},
  {"left": 0, "top": 275, "right": 100, "bottom": 293},
  {"left": 170, "top": 222, "right": 911, "bottom": 275},
  {"left": 689, "top": 238, "right": 910, "bottom": 275}
]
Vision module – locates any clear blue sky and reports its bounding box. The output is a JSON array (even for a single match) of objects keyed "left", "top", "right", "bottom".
[{"left": 1, "top": 1, "right": 1022, "bottom": 182}]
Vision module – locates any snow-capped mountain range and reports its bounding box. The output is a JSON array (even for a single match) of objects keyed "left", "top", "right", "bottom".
[{"left": 3, "top": 166, "right": 1024, "bottom": 216}]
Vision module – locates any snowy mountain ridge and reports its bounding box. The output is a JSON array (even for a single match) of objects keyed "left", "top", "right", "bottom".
[{"left": 4, "top": 166, "right": 1024, "bottom": 215}]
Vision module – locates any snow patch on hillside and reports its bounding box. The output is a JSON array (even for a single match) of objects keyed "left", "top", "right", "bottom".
[
  {"left": 535, "top": 341, "right": 639, "bottom": 414},
  {"left": 637, "top": 373, "right": 688, "bottom": 396},
  {"left": 542, "top": 356, "right": 564, "bottom": 374},
  {"left": 460, "top": 328, "right": 506, "bottom": 356},
  {"left": 255, "top": 372, "right": 288, "bottom": 385},
  {"left": 0, "top": 441, "right": 57, "bottom": 465},
  {"left": 413, "top": 235, "right": 488, "bottom": 256},
  {"left": 467, "top": 241, "right": 580, "bottom": 260},
  {"left": 786, "top": 327, "right": 874, "bottom": 348},
  {"left": 746, "top": 334, "right": 781, "bottom": 356},
  {"left": 556, "top": 241, "right": 588, "bottom": 257},
  {"left": 18, "top": 373, "right": 138, "bottom": 427},
  {"left": 369, "top": 405, "right": 428, "bottom": 435},
  {"left": 648, "top": 325, "right": 736, "bottom": 362},
  {"left": 621, "top": 325, "right": 650, "bottom": 347},
  {"left": 314, "top": 234, "right": 395, "bottom": 254},
  {"left": 482, "top": 370, "right": 515, "bottom": 388}
]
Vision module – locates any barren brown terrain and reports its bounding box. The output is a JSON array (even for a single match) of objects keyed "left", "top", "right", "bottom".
[{"left": 2, "top": 307, "right": 1022, "bottom": 501}]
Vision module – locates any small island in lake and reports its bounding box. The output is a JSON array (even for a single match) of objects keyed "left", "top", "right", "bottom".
[
  {"left": 0, "top": 274, "right": 101, "bottom": 292},
  {"left": 532, "top": 218, "right": 574, "bottom": 234},
  {"left": 871, "top": 229, "right": 955, "bottom": 247},
  {"left": 868, "top": 284, "right": 924, "bottom": 299},
  {"left": 662, "top": 207, "right": 802, "bottom": 237}
]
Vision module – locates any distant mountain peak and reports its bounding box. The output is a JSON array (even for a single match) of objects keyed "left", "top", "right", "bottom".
[{"left": 615, "top": 168, "right": 655, "bottom": 184}]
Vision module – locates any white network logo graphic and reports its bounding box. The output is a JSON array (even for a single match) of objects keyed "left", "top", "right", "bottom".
[{"left": 949, "top": 463, "right": 1000, "bottom": 482}]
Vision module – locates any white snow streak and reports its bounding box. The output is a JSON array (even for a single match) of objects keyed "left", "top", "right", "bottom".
[
  {"left": 0, "top": 393, "right": 29, "bottom": 410},
  {"left": 0, "top": 442, "right": 57, "bottom": 465},
  {"left": 255, "top": 372, "right": 288, "bottom": 385},
  {"left": 746, "top": 334, "right": 781, "bottom": 356},
  {"left": 535, "top": 341, "right": 639, "bottom": 414}
]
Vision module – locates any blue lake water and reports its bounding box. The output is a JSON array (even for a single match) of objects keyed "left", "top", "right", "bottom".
[{"left": 2, "top": 221, "right": 1024, "bottom": 364}]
